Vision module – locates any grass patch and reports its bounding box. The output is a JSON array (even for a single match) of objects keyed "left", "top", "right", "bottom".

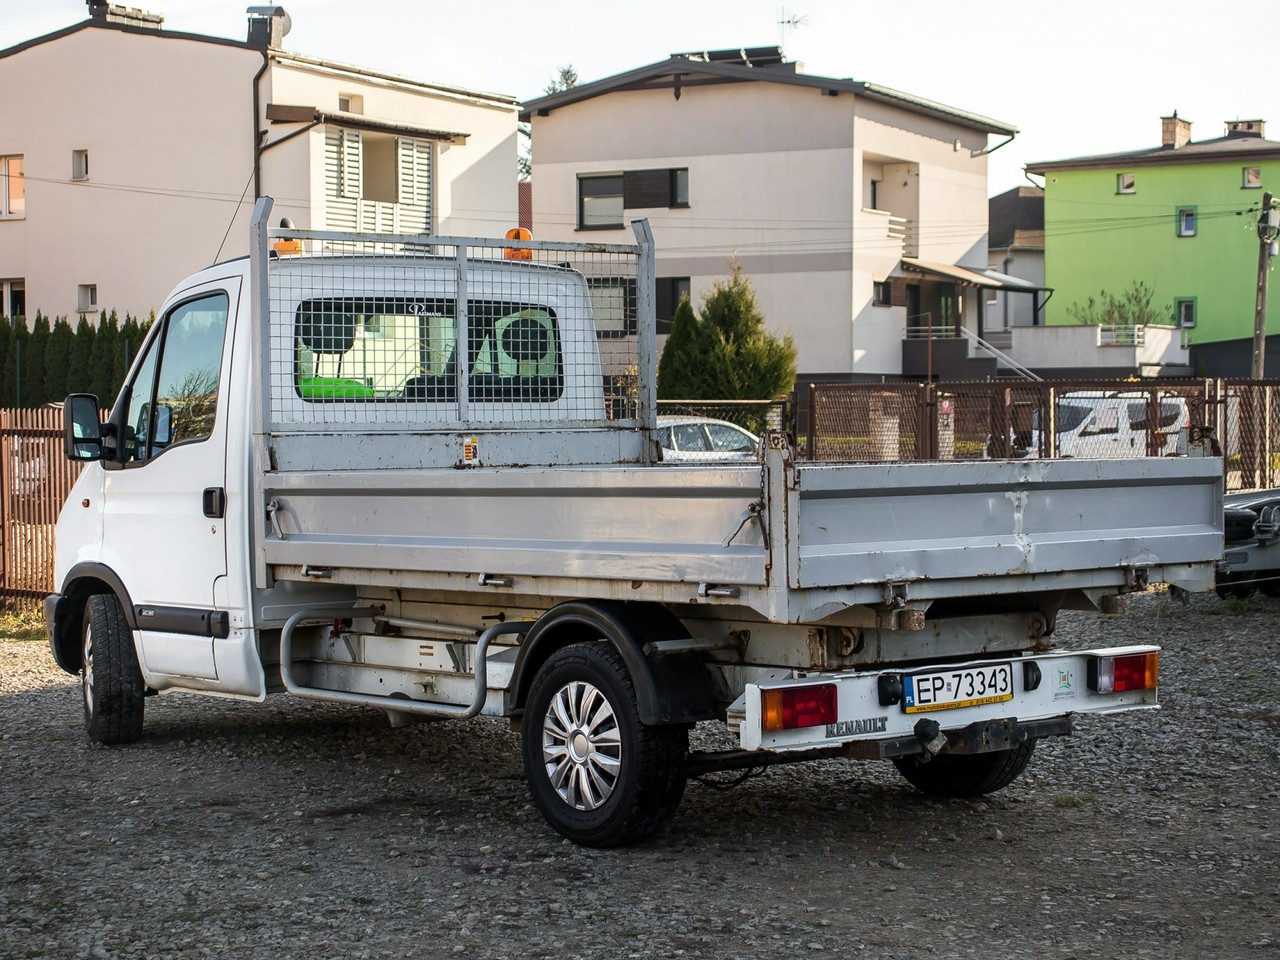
[
  {"left": 1207, "top": 594, "right": 1257, "bottom": 616},
  {"left": 0, "top": 605, "right": 47, "bottom": 642},
  {"left": 1052, "top": 793, "right": 1095, "bottom": 808}
]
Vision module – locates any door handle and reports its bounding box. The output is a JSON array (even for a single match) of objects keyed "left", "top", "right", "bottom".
[{"left": 203, "top": 487, "right": 226, "bottom": 519}]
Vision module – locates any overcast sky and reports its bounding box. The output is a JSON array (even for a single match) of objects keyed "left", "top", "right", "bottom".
[{"left": 4, "top": 0, "right": 1276, "bottom": 195}]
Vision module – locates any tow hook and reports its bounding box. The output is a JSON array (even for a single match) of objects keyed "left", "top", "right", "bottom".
[{"left": 913, "top": 718, "right": 948, "bottom": 759}]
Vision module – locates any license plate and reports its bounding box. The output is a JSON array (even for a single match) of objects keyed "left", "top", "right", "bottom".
[{"left": 903, "top": 662, "right": 1014, "bottom": 713}]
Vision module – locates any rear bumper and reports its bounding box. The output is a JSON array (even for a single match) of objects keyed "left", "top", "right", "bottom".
[{"left": 732, "top": 646, "right": 1158, "bottom": 753}]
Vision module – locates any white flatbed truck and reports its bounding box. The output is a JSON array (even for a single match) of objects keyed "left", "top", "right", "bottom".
[{"left": 45, "top": 199, "right": 1223, "bottom": 846}]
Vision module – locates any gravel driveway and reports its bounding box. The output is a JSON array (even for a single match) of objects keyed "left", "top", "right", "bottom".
[{"left": 3, "top": 589, "right": 1278, "bottom": 959}]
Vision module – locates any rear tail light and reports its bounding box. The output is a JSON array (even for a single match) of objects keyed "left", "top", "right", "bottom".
[
  {"left": 1088, "top": 652, "right": 1158, "bottom": 694},
  {"left": 761, "top": 684, "right": 837, "bottom": 732}
]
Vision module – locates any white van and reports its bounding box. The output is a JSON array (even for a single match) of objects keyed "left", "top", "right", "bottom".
[{"left": 1028, "top": 392, "right": 1190, "bottom": 458}]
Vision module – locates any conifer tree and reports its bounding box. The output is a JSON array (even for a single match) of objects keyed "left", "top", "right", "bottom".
[
  {"left": 657, "top": 296, "right": 715, "bottom": 399},
  {"left": 68, "top": 317, "right": 96, "bottom": 396},
  {"left": 656, "top": 262, "right": 797, "bottom": 407},
  {"left": 3, "top": 316, "right": 29, "bottom": 406},
  {"left": 22, "top": 313, "right": 51, "bottom": 407},
  {"left": 0, "top": 317, "right": 10, "bottom": 405},
  {"left": 45, "top": 318, "right": 76, "bottom": 405},
  {"left": 89, "top": 310, "right": 119, "bottom": 401}
]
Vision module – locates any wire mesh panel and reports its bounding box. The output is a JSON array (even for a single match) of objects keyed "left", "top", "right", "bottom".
[
  {"left": 262, "top": 229, "right": 645, "bottom": 433},
  {"left": 1219, "top": 381, "right": 1279, "bottom": 492},
  {"left": 807, "top": 385, "right": 926, "bottom": 461},
  {"left": 804, "top": 380, "right": 1217, "bottom": 467}
]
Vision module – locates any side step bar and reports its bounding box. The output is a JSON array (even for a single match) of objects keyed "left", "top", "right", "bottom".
[{"left": 279, "top": 604, "right": 529, "bottom": 719}]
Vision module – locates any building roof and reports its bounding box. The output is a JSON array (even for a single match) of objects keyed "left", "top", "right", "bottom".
[
  {"left": 0, "top": 12, "right": 517, "bottom": 108},
  {"left": 1026, "top": 131, "right": 1280, "bottom": 174},
  {"left": 988, "top": 186, "right": 1044, "bottom": 251},
  {"left": 520, "top": 48, "right": 1017, "bottom": 135}
]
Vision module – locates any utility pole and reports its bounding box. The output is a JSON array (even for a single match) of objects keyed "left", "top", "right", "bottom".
[{"left": 1252, "top": 191, "right": 1279, "bottom": 379}]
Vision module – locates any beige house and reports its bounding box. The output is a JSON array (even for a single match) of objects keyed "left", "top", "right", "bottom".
[
  {"left": 523, "top": 48, "right": 1029, "bottom": 381},
  {"left": 0, "top": 3, "right": 519, "bottom": 323}
]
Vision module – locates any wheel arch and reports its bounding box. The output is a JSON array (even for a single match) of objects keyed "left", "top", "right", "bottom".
[
  {"left": 48, "top": 563, "right": 137, "bottom": 674},
  {"left": 513, "top": 600, "right": 715, "bottom": 726}
]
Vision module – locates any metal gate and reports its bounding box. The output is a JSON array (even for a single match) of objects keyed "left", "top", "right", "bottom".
[{"left": 0, "top": 406, "right": 83, "bottom": 607}]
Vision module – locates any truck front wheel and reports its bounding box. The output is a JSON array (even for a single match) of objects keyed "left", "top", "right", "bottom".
[
  {"left": 82, "top": 593, "right": 146, "bottom": 745},
  {"left": 892, "top": 739, "right": 1036, "bottom": 798},
  {"left": 522, "top": 642, "right": 688, "bottom": 847}
]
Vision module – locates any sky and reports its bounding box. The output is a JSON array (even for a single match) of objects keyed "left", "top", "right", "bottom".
[{"left": 3, "top": 0, "right": 1277, "bottom": 195}]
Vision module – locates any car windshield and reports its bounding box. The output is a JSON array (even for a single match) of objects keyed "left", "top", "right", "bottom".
[{"left": 1033, "top": 403, "right": 1093, "bottom": 434}]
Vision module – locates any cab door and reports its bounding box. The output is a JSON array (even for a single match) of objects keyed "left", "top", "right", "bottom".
[{"left": 101, "top": 282, "right": 238, "bottom": 682}]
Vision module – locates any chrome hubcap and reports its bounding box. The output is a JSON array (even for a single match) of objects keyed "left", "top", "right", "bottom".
[
  {"left": 541, "top": 680, "right": 621, "bottom": 811},
  {"left": 82, "top": 624, "right": 95, "bottom": 715}
]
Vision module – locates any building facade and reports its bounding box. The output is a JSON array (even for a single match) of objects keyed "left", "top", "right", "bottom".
[
  {"left": 0, "top": 4, "right": 519, "bottom": 324},
  {"left": 522, "top": 48, "right": 1026, "bottom": 382},
  {"left": 1026, "top": 115, "right": 1280, "bottom": 377}
]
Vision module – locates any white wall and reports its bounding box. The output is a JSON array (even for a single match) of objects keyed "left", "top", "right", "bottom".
[
  {"left": 267, "top": 59, "right": 519, "bottom": 238},
  {"left": 0, "top": 26, "right": 521, "bottom": 326},
  {"left": 0, "top": 27, "right": 259, "bottom": 322},
  {"left": 530, "top": 75, "right": 996, "bottom": 378}
]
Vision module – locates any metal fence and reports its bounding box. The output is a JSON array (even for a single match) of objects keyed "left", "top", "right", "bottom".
[
  {"left": 801, "top": 379, "right": 1280, "bottom": 492},
  {"left": 3, "top": 382, "right": 1279, "bottom": 603},
  {"left": 1, "top": 406, "right": 83, "bottom": 610}
]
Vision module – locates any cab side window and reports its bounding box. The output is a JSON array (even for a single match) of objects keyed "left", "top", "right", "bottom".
[{"left": 122, "top": 293, "right": 229, "bottom": 464}]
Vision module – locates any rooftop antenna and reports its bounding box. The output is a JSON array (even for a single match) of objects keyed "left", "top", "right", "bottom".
[{"left": 777, "top": 7, "right": 808, "bottom": 48}]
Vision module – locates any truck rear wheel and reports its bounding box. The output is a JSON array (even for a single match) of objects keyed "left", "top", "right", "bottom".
[
  {"left": 82, "top": 593, "right": 146, "bottom": 745},
  {"left": 522, "top": 641, "right": 687, "bottom": 847},
  {"left": 892, "top": 739, "right": 1036, "bottom": 798}
]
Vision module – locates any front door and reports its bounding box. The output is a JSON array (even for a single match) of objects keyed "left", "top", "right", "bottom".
[{"left": 101, "top": 281, "right": 238, "bottom": 681}]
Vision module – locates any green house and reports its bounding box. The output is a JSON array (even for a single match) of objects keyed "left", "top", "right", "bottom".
[{"left": 1026, "top": 116, "right": 1280, "bottom": 377}]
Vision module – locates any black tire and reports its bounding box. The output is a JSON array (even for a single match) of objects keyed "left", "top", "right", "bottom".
[
  {"left": 892, "top": 738, "right": 1036, "bottom": 799},
  {"left": 522, "top": 641, "right": 687, "bottom": 847},
  {"left": 82, "top": 594, "right": 146, "bottom": 745}
]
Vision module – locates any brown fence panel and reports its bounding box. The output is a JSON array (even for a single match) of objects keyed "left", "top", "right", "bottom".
[
  {"left": 805, "top": 384, "right": 928, "bottom": 461},
  {"left": 1, "top": 406, "right": 84, "bottom": 607},
  {"left": 1217, "top": 381, "right": 1280, "bottom": 492}
]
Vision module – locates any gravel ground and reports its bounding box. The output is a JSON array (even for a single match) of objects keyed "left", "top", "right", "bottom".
[{"left": 2, "top": 590, "right": 1278, "bottom": 960}]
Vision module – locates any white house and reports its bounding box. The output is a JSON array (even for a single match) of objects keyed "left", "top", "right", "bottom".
[
  {"left": 0, "top": 3, "right": 519, "bottom": 323},
  {"left": 522, "top": 47, "right": 1030, "bottom": 381}
]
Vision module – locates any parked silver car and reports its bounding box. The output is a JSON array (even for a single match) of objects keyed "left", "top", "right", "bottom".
[{"left": 656, "top": 416, "right": 759, "bottom": 462}]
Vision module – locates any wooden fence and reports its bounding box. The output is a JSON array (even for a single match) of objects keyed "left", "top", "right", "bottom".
[{"left": 0, "top": 406, "right": 83, "bottom": 609}]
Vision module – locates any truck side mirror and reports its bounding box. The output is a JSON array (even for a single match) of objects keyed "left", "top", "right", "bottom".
[{"left": 63, "top": 394, "right": 104, "bottom": 461}]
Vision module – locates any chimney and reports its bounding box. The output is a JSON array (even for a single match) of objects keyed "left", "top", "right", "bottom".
[
  {"left": 247, "top": 5, "right": 291, "bottom": 49},
  {"left": 1161, "top": 112, "right": 1192, "bottom": 149},
  {"left": 87, "top": 2, "right": 164, "bottom": 30},
  {"left": 1226, "top": 119, "right": 1266, "bottom": 139}
]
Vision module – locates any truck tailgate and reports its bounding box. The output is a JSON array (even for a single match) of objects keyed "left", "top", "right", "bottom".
[{"left": 789, "top": 456, "right": 1222, "bottom": 592}]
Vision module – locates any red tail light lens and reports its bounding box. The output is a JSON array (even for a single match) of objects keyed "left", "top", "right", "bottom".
[
  {"left": 1089, "top": 652, "right": 1158, "bottom": 693},
  {"left": 762, "top": 684, "right": 838, "bottom": 732}
]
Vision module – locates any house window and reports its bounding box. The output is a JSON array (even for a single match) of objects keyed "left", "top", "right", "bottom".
[
  {"left": 1, "top": 279, "right": 25, "bottom": 319},
  {"left": 1244, "top": 167, "right": 1262, "bottom": 189},
  {"left": 670, "top": 168, "right": 689, "bottom": 207},
  {"left": 1177, "top": 207, "right": 1197, "bottom": 237},
  {"left": 362, "top": 132, "right": 397, "bottom": 204},
  {"left": 338, "top": 93, "right": 363, "bottom": 114},
  {"left": 578, "top": 174, "right": 624, "bottom": 229},
  {"left": 872, "top": 280, "right": 891, "bottom": 306},
  {"left": 655, "top": 276, "right": 692, "bottom": 330},
  {"left": 1175, "top": 298, "right": 1196, "bottom": 328},
  {"left": 622, "top": 168, "right": 689, "bottom": 209},
  {"left": 1116, "top": 172, "right": 1136, "bottom": 195},
  {"left": 78, "top": 284, "right": 97, "bottom": 313},
  {"left": 72, "top": 149, "right": 90, "bottom": 181},
  {"left": 585, "top": 277, "right": 637, "bottom": 335},
  {"left": 1, "top": 155, "right": 24, "bottom": 217}
]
